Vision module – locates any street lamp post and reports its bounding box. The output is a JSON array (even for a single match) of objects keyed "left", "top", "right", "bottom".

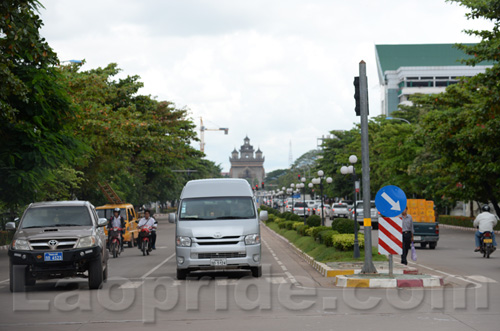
[
  {"left": 341, "top": 155, "right": 361, "bottom": 258},
  {"left": 290, "top": 184, "right": 295, "bottom": 214},
  {"left": 300, "top": 177, "right": 307, "bottom": 224},
  {"left": 313, "top": 170, "right": 332, "bottom": 226},
  {"left": 281, "top": 186, "right": 286, "bottom": 213}
]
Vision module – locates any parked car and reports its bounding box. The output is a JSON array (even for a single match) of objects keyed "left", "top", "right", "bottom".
[
  {"left": 331, "top": 203, "right": 349, "bottom": 218},
  {"left": 6, "top": 201, "right": 109, "bottom": 292}
]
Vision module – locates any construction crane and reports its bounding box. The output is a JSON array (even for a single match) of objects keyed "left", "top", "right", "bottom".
[{"left": 200, "top": 117, "right": 228, "bottom": 153}]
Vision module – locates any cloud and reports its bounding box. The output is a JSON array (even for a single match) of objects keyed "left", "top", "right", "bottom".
[{"left": 39, "top": 0, "right": 492, "bottom": 172}]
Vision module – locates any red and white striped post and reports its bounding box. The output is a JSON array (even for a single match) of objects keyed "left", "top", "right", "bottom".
[{"left": 378, "top": 216, "right": 403, "bottom": 276}]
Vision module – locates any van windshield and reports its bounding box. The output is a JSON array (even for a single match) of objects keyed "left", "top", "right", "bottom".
[
  {"left": 180, "top": 197, "right": 256, "bottom": 220},
  {"left": 21, "top": 206, "right": 92, "bottom": 228}
]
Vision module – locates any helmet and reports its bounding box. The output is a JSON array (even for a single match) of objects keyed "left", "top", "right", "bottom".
[
  {"left": 482, "top": 205, "right": 490, "bottom": 212},
  {"left": 113, "top": 208, "right": 120, "bottom": 213}
]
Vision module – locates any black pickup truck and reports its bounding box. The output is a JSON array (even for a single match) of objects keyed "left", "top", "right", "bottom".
[{"left": 413, "top": 222, "right": 439, "bottom": 249}]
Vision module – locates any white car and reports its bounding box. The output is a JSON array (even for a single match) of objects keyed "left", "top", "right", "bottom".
[{"left": 331, "top": 203, "right": 349, "bottom": 218}]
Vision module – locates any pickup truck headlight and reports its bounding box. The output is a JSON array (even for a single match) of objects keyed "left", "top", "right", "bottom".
[
  {"left": 176, "top": 236, "right": 192, "bottom": 247},
  {"left": 12, "top": 239, "right": 30, "bottom": 250},
  {"left": 76, "top": 235, "right": 97, "bottom": 248},
  {"left": 245, "top": 234, "right": 260, "bottom": 245}
]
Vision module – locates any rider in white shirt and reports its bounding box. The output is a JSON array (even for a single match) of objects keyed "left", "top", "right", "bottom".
[
  {"left": 473, "top": 205, "right": 498, "bottom": 251},
  {"left": 137, "top": 210, "right": 157, "bottom": 251}
]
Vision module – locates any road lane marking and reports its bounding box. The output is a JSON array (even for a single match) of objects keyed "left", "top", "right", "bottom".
[
  {"left": 466, "top": 275, "right": 497, "bottom": 283},
  {"left": 141, "top": 253, "right": 175, "bottom": 279},
  {"left": 409, "top": 261, "right": 482, "bottom": 288},
  {"left": 118, "top": 281, "right": 143, "bottom": 289},
  {"left": 0, "top": 279, "right": 9, "bottom": 284}
]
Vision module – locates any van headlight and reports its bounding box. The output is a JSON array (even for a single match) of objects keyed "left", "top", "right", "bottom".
[
  {"left": 12, "top": 239, "right": 30, "bottom": 250},
  {"left": 76, "top": 236, "right": 97, "bottom": 248},
  {"left": 245, "top": 234, "right": 260, "bottom": 245},
  {"left": 176, "top": 236, "right": 192, "bottom": 247}
]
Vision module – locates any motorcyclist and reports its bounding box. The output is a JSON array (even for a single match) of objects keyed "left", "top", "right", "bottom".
[
  {"left": 137, "top": 209, "right": 157, "bottom": 251},
  {"left": 473, "top": 205, "right": 498, "bottom": 252},
  {"left": 108, "top": 208, "right": 126, "bottom": 252}
]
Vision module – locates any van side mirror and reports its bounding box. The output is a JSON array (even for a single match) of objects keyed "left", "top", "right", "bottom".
[
  {"left": 259, "top": 211, "right": 268, "bottom": 221},
  {"left": 169, "top": 213, "right": 177, "bottom": 223},
  {"left": 6, "top": 222, "right": 16, "bottom": 230}
]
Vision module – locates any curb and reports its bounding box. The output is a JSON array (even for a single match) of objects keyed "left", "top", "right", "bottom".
[
  {"left": 335, "top": 274, "right": 444, "bottom": 288},
  {"left": 262, "top": 222, "right": 416, "bottom": 278}
]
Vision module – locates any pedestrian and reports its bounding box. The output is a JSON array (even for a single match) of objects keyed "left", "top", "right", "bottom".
[{"left": 401, "top": 206, "right": 414, "bottom": 265}]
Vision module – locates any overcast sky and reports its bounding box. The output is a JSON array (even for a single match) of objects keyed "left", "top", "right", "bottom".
[{"left": 39, "top": 0, "right": 490, "bottom": 173}]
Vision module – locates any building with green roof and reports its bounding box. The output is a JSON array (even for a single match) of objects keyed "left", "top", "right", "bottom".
[{"left": 375, "top": 44, "right": 492, "bottom": 115}]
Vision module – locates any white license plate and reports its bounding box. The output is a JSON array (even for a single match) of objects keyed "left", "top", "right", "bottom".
[
  {"left": 210, "top": 258, "right": 227, "bottom": 266},
  {"left": 413, "top": 236, "right": 421, "bottom": 241},
  {"left": 44, "top": 252, "right": 63, "bottom": 261}
]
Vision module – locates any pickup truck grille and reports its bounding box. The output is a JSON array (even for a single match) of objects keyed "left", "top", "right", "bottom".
[
  {"left": 198, "top": 252, "right": 246, "bottom": 259},
  {"left": 29, "top": 239, "right": 78, "bottom": 250}
]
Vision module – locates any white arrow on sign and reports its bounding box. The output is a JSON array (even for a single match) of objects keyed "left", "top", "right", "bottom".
[{"left": 381, "top": 192, "right": 401, "bottom": 211}]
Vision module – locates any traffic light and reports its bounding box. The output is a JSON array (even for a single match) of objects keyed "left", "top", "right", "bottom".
[
  {"left": 261, "top": 182, "right": 265, "bottom": 189},
  {"left": 255, "top": 184, "right": 259, "bottom": 191},
  {"left": 354, "top": 76, "right": 360, "bottom": 116},
  {"left": 298, "top": 174, "right": 301, "bottom": 181}
]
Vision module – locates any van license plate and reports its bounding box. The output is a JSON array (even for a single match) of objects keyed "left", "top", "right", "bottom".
[
  {"left": 483, "top": 238, "right": 493, "bottom": 243},
  {"left": 210, "top": 258, "right": 227, "bottom": 266},
  {"left": 413, "top": 236, "right": 421, "bottom": 241},
  {"left": 44, "top": 252, "right": 63, "bottom": 261}
]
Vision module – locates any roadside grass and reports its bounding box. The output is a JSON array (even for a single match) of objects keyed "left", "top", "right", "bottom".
[{"left": 264, "top": 222, "right": 386, "bottom": 263}]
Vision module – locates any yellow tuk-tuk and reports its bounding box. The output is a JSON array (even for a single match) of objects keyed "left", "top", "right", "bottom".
[{"left": 96, "top": 203, "right": 139, "bottom": 247}]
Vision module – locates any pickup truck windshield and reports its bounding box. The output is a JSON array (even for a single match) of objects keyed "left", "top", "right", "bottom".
[
  {"left": 21, "top": 206, "right": 92, "bottom": 228},
  {"left": 180, "top": 197, "right": 256, "bottom": 220}
]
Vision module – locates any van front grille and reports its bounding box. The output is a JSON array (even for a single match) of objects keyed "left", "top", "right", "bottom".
[{"left": 198, "top": 252, "right": 246, "bottom": 259}]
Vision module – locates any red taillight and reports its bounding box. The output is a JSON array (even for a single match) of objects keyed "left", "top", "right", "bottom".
[
  {"left": 436, "top": 224, "right": 439, "bottom": 235},
  {"left": 484, "top": 232, "right": 492, "bottom": 238}
]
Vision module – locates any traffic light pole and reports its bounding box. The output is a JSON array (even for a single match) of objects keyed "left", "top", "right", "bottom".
[{"left": 359, "top": 60, "right": 377, "bottom": 274}]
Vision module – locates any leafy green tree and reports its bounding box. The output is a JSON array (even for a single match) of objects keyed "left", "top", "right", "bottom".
[{"left": 0, "top": 1, "right": 86, "bottom": 210}]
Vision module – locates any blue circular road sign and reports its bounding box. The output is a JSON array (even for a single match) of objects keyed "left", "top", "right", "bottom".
[{"left": 375, "top": 185, "right": 407, "bottom": 218}]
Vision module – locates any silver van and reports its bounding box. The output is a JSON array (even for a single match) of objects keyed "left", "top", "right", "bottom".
[{"left": 171, "top": 179, "right": 267, "bottom": 279}]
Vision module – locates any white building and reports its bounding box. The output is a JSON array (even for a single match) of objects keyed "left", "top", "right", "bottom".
[{"left": 375, "top": 44, "right": 492, "bottom": 115}]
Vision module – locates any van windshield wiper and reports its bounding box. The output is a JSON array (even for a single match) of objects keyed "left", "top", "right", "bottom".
[
  {"left": 214, "top": 216, "right": 250, "bottom": 219},
  {"left": 21, "top": 225, "right": 45, "bottom": 229}
]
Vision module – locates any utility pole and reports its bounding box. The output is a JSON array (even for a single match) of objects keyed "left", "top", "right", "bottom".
[{"left": 359, "top": 61, "right": 377, "bottom": 274}]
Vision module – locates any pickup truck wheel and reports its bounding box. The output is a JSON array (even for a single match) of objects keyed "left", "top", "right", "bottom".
[
  {"left": 10, "top": 263, "right": 26, "bottom": 293},
  {"left": 420, "top": 243, "right": 427, "bottom": 249},
  {"left": 251, "top": 266, "right": 262, "bottom": 278},
  {"left": 429, "top": 242, "right": 437, "bottom": 249},
  {"left": 88, "top": 257, "right": 104, "bottom": 290},
  {"left": 177, "top": 269, "right": 188, "bottom": 280}
]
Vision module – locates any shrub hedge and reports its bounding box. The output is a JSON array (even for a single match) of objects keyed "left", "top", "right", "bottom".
[
  {"left": 437, "top": 215, "right": 500, "bottom": 231},
  {"left": 307, "top": 226, "right": 330, "bottom": 240},
  {"left": 332, "top": 234, "right": 365, "bottom": 251},
  {"left": 317, "top": 229, "right": 339, "bottom": 246},
  {"left": 296, "top": 224, "right": 310, "bottom": 236},
  {"left": 331, "top": 218, "right": 356, "bottom": 234},
  {"left": 290, "top": 214, "right": 301, "bottom": 222},
  {"left": 306, "top": 215, "right": 321, "bottom": 227}
]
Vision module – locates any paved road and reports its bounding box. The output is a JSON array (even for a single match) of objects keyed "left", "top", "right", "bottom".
[{"left": 0, "top": 218, "right": 498, "bottom": 330}]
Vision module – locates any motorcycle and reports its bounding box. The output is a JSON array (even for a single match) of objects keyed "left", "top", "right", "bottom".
[
  {"left": 479, "top": 231, "right": 495, "bottom": 258},
  {"left": 138, "top": 226, "right": 152, "bottom": 256},
  {"left": 109, "top": 227, "right": 123, "bottom": 258}
]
